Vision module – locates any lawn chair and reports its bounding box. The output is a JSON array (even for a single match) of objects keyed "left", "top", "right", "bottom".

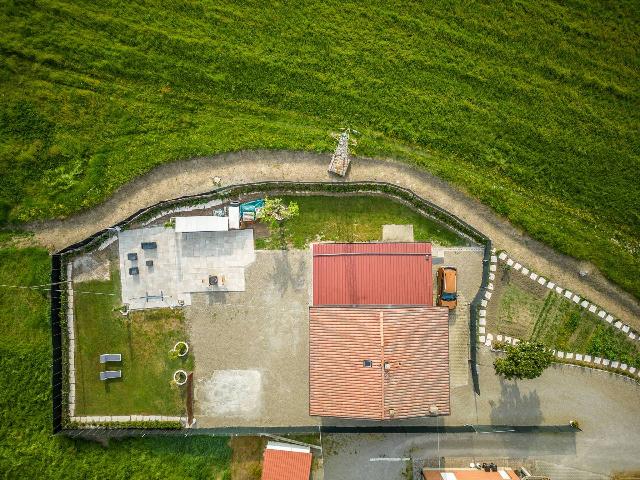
[
  {"left": 100, "top": 370, "right": 122, "bottom": 381},
  {"left": 99, "top": 353, "right": 122, "bottom": 363}
]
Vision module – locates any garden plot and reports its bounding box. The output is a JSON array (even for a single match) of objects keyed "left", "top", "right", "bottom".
[{"left": 487, "top": 265, "right": 640, "bottom": 369}]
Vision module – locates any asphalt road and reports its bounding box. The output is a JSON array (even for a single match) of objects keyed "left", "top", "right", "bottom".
[
  {"left": 322, "top": 348, "right": 640, "bottom": 479},
  {"left": 323, "top": 431, "right": 603, "bottom": 480}
]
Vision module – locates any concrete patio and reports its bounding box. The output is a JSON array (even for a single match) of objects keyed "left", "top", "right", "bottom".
[{"left": 118, "top": 226, "right": 255, "bottom": 309}]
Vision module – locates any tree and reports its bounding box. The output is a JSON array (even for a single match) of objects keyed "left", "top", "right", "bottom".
[
  {"left": 261, "top": 197, "right": 299, "bottom": 248},
  {"left": 493, "top": 341, "right": 553, "bottom": 380}
]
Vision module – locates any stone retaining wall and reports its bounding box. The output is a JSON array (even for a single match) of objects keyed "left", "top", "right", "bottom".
[
  {"left": 66, "top": 263, "right": 76, "bottom": 417},
  {"left": 70, "top": 415, "right": 185, "bottom": 424}
]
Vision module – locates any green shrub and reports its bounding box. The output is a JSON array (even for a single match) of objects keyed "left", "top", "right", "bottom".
[{"left": 494, "top": 341, "right": 554, "bottom": 380}]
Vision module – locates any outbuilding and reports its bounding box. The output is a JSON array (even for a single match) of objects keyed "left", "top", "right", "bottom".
[
  {"left": 174, "top": 215, "right": 229, "bottom": 233},
  {"left": 261, "top": 442, "right": 312, "bottom": 480}
]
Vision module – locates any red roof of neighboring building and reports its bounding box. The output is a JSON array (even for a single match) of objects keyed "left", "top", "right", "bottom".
[
  {"left": 261, "top": 447, "right": 312, "bottom": 480},
  {"left": 422, "top": 468, "right": 519, "bottom": 480},
  {"left": 309, "top": 306, "right": 450, "bottom": 420},
  {"left": 312, "top": 243, "right": 433, "bottom": 306}
]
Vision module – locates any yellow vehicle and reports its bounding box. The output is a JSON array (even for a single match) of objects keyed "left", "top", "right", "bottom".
[{"left": 436, "top": 266, "right": 457, "bottom": 310}]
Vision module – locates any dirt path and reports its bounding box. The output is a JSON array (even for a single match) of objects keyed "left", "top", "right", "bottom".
[{"left": 28, "top": 150, "right": 640, "bottom": 328}]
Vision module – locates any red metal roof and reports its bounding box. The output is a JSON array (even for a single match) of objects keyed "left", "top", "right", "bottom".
[
  {"left": 312, "top": 242, "right": 433, "bottom": 306},
  {"left": 309, "top": 306, "right": 450, "bottom": 420},
  {"left": 261, "top": 448, "right": 312, "bottom": 480}
]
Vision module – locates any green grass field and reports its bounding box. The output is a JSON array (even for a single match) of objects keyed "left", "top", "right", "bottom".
[
  {"left": 255, "top": 194, "right": 467, "bottom": 248},
  {"left": 0, "top": 248, "right": 231, "bottom": 478},
  {"left": 73, "top": 270, "right": 193, "bottom": 415},
  {"left": 1, "top": 1, "right": 639, "bottom": 298}
]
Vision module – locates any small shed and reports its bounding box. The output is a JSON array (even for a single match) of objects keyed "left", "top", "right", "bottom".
[
  {"left": 174, "top": 216, "right": 229, "bottom": 233},
  {"left": 261, "top": 441, "right": 312, "bottom": 480}
]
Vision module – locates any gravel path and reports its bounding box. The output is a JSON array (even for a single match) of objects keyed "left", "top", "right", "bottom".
[{"left": 28, "top": 150, "right": 640, "bottom": 327}]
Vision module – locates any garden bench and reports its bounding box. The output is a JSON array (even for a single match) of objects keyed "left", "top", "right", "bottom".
[
  {"left": 99, "top": 353, "right": 122, "bottom": 363},
  {"left": 100, "top": 370, "right": 122, "bottom": 381}
]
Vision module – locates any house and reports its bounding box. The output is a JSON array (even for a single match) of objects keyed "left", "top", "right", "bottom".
[
  {"left": 312, "top": 242, "right": 433, "bottom": 306},
  {"left": 309, "top": 242, "right": 450, "bottom": 420}
]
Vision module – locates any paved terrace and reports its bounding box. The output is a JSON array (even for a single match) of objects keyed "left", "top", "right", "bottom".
[{"left": 118, "top": 227, "right": 254, "bottom": 309}]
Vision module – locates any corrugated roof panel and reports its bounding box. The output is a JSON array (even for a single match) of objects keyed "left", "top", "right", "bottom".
[
  {"left": 309, "top": 306, "right": 450, "bottom": 420},
  {"left": 312, "top": 242, "right": 433, "bottom": 306}
]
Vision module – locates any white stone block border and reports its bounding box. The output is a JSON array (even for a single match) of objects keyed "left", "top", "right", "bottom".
[{"left": 481, "top": 330, "right": 640, "bottom": 382}]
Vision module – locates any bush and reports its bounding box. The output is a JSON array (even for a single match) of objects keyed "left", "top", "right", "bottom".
[
  {"left": 494, "top": 341, "right": 554, "bottom": 380},
  {"left": 67, "top": 420, "right": 183, "bottom": 430}
]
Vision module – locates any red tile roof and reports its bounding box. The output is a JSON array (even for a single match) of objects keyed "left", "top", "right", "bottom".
[
  {"left": 422, "top": 469, "right": 519, "bottom": 480},
  {"left": 261, "top": 448, "right": 312, "bottom": 480},
  {"left": 309, "top": 306, "right": 450, "bottom": 419},
  {"left": 312, "top": 243, "right": 433, "bottom": 306},
  {"left": 422, "top": 468, "right": 520, "bottom": 480}
]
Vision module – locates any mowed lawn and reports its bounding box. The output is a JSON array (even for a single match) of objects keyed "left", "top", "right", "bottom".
[
  {"left": 1, "top": 1, "right": 639, "bottom": 298},
  {"left": 256, "top": 194, "right": 468, "bottom": 248},
  {"left": 74, "top": 270, "right": 193, "bottom": 415},
  {"left": 0, "top": 248, "right": 230, "bottom": 479}
]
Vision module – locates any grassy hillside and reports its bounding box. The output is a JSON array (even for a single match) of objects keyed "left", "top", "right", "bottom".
[
  {"left": 1, "top": 1, "right": 639, "bottom": 297},
  {"left": 0, "top": 248, "right": 231, "bottom": 478}
]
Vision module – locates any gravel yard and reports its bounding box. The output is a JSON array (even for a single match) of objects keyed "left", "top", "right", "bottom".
[
  {"left": 187, "top": 245, "right": 485, "bottom": 428},
  {"left": 188, "top": 249, "right": 320, "bottom": 428}
]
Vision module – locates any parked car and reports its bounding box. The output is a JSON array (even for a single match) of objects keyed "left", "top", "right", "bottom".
[{"left": 436, "top": 266, "right": 457, "bottom": 310}]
